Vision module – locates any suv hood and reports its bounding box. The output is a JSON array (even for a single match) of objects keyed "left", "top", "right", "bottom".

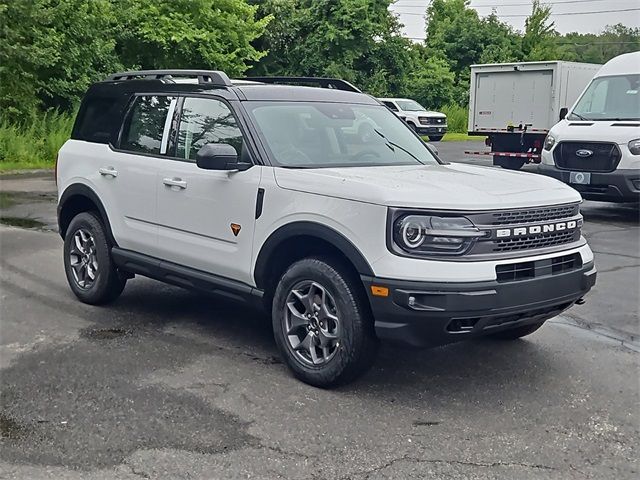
[
  {"left": 551, "top": 119, "right": 640, "bottom": 145},
  {"left": 274, "top": 163, "right": 581, "bottom": 210}
]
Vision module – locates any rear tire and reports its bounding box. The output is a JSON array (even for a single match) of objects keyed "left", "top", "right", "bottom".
[
  {"left": 271, "top": 257, "right": 378, "bottom": 387},
  {"left": 428, "top": 135, "right": 443, "bottom": 142},
  {"left": 488, "top": 321, "right": 544, "bottom": 340},
  {"left": 63, "top": 212, "right": 126, "bottom": 305}
]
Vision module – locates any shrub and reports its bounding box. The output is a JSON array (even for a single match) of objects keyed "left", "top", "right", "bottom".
[
  {"left": 441, "top": 104, "right": 468, "bottom": 133},
  {"left": 0, "top": 111, "right": 74, "bottom": 170}
]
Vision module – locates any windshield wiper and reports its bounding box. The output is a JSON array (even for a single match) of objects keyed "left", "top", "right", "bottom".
[
  {"left": 568, "top": 112, "right": 590, "bottom": 121},
  {"left": 373, "top": 129, "right": 425, "bottom": 165}
]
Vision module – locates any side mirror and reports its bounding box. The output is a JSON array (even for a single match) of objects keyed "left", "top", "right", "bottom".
[
  {"left": 559, "top": 107, "right": 568, "bottom": 121},
  {"left": 196, "top": 143, "right": 251, "bottom": 171}
]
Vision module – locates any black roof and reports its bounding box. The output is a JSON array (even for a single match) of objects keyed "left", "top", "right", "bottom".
[{"left": 92, "top": 70, "right": 380, "bottom": 105}]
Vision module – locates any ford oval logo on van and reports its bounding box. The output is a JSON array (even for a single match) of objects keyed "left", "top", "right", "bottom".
[{"left": 575, "top": 149, "right": 593, "bottom": 158}]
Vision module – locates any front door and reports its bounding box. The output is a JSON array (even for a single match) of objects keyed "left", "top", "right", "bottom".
[{"left": 156, "top": 96, "right": 262, "bottom": 285}]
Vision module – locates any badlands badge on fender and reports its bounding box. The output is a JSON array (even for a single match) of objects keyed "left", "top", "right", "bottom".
[{"left": 230, "top": 223, "right": 241, "bottom": 236}]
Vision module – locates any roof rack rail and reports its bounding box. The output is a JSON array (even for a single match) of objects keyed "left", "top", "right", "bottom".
[
  {"left": 106, "top": 70, "right": 232, "bottom": 86},
  {"left": 244, "top": 76, "right": 361, "bottom": 93}
]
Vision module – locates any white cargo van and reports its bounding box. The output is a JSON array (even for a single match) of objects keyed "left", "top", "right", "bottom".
[
  {"left": 539, "top": 52, "right": 640, "bottom": 202},
  {"left": 468, "top": 61, "right": 601, "bottom": 169}
]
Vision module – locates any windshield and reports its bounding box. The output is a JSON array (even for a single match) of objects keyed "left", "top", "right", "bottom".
[
  {"left": 245, "top": 102, "right": 440, "bottom": 168},
  {"left": 569, "top": 74, "right": 640, "bottom": 121},
  {"left": 395, "top": 99, "right": 425, "bottom": 111}
]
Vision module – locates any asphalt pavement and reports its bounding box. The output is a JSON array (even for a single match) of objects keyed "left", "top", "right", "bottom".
[{"left": 1, "top": 145, "right": 638, "bottom": 479}]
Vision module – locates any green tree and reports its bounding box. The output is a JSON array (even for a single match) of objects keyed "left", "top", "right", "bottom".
[
  {"left": 0, "top": 0, "right": 121, "bottom": 122},
  {"left": 522, "top": 0, "right": 559, "bottom": 60},
  {"left": 403, "top": 54, "right": 456, "bottom": 109},
  {"left": 250, "top": 0, "right": 414, "bottom": 96},
  {"left": 423, "top": 0, "right": 522, "bottom": 103},
  {"left": 113, "top": 0, "right": 269, "bottom": 76}
]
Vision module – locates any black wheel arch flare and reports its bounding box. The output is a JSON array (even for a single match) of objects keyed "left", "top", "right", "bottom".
[
  {"left": 253, "top": 221, "right": 375, "bottom": 289},
  {"left": 57, "top": 183, "right": 117, "bottom": 246}
]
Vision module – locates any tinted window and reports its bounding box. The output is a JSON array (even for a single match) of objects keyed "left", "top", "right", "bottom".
[
  {"left": 120, "top": 96, "right": 173, "bottom": 154},
  {"left": 75, "top": 96, "right": 127, "bottom": 144},
  {"left": 176, "top": 97, "right": 243, "bottom": 161}
]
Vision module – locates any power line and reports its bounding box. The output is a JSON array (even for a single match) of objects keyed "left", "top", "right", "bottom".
[
  {"left": 393, "top": 0, "right": 634, "bottom": 7},
  {"left": 470, "top": 0, "right": 633, "bottom": 6},
  {"left": 393, "top": 7, "right": 640, "bottom": 17}
]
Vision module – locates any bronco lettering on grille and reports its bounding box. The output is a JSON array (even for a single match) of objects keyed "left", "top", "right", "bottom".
[{"left": 496, "top": 220, "right": 578, "bottom": 239}]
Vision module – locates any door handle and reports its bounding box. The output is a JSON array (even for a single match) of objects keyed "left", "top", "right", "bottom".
[
  {"left": 163, "top": 177, "right": 187, "bottom": 189},
  {"left": 99, "top": 167, "right": 118, "bottom": 177}
]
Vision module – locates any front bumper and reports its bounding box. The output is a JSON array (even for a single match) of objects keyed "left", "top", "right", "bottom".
[
  {"left": 362, "top": 262, "right": 596, "bottom": 348},
  {"left": 538, "top": 164, "right": 640, "bottom": 203},
  {"left": 417, "top": 125, "right": 447, "bottom": 136}
]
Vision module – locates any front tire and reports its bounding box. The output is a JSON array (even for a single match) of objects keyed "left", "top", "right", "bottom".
[
  {"left": 272, "top": 257, "right": 378, "bottom": 387},
  {"left": 63, "top": 212, "right": 126, "bottom": 305},
  {"left": 488, "top": 321, "right": 544, "bottom": 340},
  {"left": 428, "top": 135, "right": 443, "bottom": 142}
]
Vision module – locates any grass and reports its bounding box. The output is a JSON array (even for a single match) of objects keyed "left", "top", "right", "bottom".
[
  {"left": 440, "top": 133, "right": 484, "bottom": 142},
  {"left": 440, "top": 104, "right": 468, "bottom": 133},
  {"left": 0, "top": 110, "right": 74, "bottom": 172}
]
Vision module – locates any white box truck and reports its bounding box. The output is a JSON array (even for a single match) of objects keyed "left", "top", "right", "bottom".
[{"left": 467, "top": 61, "right": 601, "bottom": 169}]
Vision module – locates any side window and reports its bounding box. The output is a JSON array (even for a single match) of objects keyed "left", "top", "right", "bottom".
[
  {"left": 120, "top": 96, "right": 173, "bottom": 155},
  {"left": 383, "top": 101, "right": 399, "bottom": 112},
  {"left": 176, "top": 97, "right": 244, "bottom": 161}
]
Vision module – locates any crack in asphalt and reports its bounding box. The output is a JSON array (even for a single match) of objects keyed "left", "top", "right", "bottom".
[
  {"left": 126, "top": 463, "right": 151, "bottom": 479},
  {"left": 345, "top": 455, "right": 558, "bottom": 479},
  {"left": 590, "top": 250, "right": 640, "bottom": 260},
  {"left": 552, "top": 316, "right": 640, "bottom": 352},
  {"left": 596, "top": 263, "right": 640, "bottom": 273}
]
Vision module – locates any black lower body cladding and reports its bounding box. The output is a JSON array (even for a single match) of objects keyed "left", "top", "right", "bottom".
[{"left": 362, "top": 262, "right": 596, "bottom": 348}]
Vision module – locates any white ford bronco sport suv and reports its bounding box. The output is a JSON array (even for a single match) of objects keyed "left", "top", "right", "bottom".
[{"left": 57, "top": 70, "right": 596, "bottom": 387}]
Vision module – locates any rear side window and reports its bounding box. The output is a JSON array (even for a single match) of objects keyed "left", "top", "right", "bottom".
[
  {"left": 120, "top": 96, "right": 174, "bottom": 155},
  {"left": 74, "top": 96, "right": 126, "bottom": 144},
  {"left": 176, "top": 97, "right": 244, "bottom": 161}
]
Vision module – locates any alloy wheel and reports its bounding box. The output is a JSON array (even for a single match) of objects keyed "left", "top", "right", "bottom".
[
  {"left": 69, "top": 228, "right": 98, "bottom": 289},
  {"left": 284, "top": 281, "right": 341, "bottom": 366}
]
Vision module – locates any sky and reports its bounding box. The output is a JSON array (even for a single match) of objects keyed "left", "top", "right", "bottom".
[{"left": 389, "top": 0, "right": 640, "bottom": 41}]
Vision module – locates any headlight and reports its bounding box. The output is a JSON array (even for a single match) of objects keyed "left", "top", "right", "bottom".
[
  {"left": 628, "top": 138, "right": 640, "bottom": 155},
  {"left": 393, "top": 214, "right": 484, "bottom": 256},
  {"left": 543, "top": 134, "right": 556, "bottom": 151}
]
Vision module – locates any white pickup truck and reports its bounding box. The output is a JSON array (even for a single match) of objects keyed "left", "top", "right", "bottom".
[{"left": 468, "top": 61, "right": 601, "bottom": 169}]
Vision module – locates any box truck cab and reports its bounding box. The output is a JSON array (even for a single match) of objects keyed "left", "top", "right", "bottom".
[{"left": 539, "top": 51, "right": 640, "bottom": 202}]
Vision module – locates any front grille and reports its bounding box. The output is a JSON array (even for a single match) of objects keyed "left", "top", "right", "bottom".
[
  {"left": 493, "top": 230, "right": 577, "bottom": 252},
  {"left": 496, "top": 253, "right": 582, "bottom": 282},
  {"left": 419, "top": 116, "right": 445, "bottom": 125},
  {"left": 553, "top": 142, "right": 621, "bottom": 172},
  {"left": 491, "top": 204, "right": 579, "bottom": 225}
]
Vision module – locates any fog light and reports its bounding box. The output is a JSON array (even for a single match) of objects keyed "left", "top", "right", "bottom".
[{"left": 632, "top": 179, "right": 640, "bottom": 190}]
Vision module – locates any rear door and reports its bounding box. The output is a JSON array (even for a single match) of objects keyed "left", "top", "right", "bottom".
[
  {"left": 473, "top": 69, "right": 553, "bottom": 130},
  {"left": 155, "top": 96, "right": 262, "bottom": 285},
  {"left": 108, "top": 95, "right": 176, "bottom": 255}
]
